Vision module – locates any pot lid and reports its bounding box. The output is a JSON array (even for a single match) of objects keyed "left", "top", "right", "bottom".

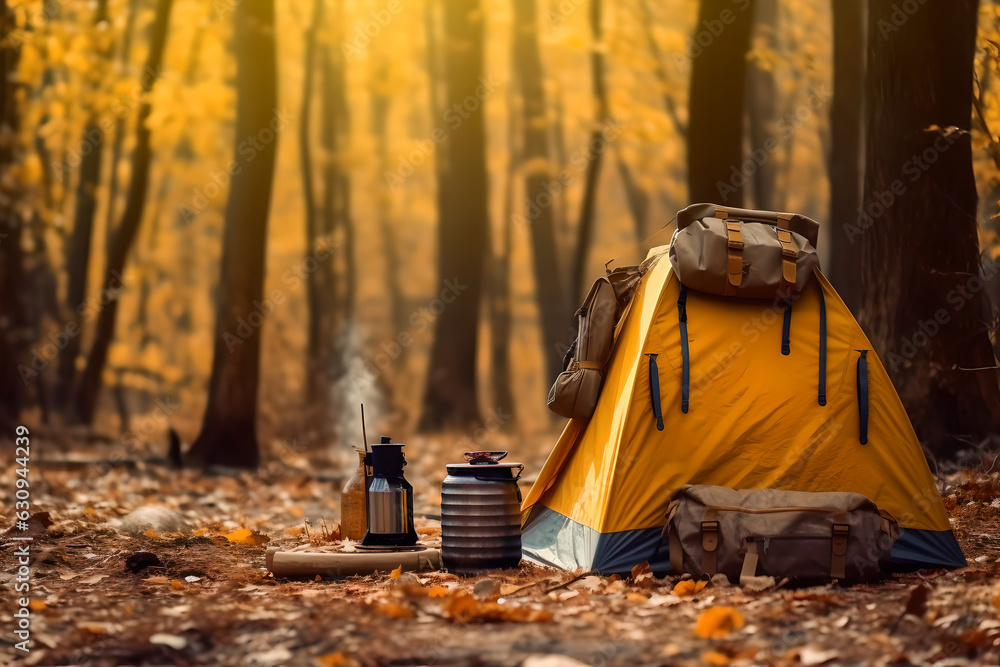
[{"left": 447, "top": 462, "right": 523, "bottom": 470}]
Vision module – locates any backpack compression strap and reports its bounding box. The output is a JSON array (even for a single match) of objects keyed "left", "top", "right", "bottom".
[
  {"left": 817, "top": 285, "right": 827, "bottom": 406},
  {"left": 647, "top": 354, "right": 664, "bottom": 431},
  {"left": 678, "top": 285, "right": 690, "bottom": 414},
  {"left": 856, "top": 350, "right": 869, "bottom": 445},
  {"left": 781, "top": 300, "right": 792, "bottom": 356}
]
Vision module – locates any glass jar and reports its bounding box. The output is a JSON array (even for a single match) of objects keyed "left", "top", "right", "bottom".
[{"left": 340, "top": 450, "right": 368, "bottom": 540}]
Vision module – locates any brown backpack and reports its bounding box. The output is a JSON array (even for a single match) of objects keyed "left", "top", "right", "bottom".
[
  {"left": 547, "top": 261, "right": 653, "bottom": 420},
  {"left": 546, "top": 277, "right": 618, "bottom": 420},
  {"left": 661, "top": 485, "right": 898, "bottom": 583},
  {"left": 669, "top": 203, "right": 821, "bottom": 300}
]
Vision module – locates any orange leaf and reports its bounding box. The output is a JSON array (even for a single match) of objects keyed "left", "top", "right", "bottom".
[
  {"left": 224, "top": 528, "right": 270, "bottom": 545},
  {"left": 440, "top": 590, "right": 553, "bottom": 623},
  {"left": 702, "top": 650, "right": 730, "bottom": 665},
  {"left": 428, "top": 585, "right": 450, "bottom": 598},
  {"left": 375, "top": 602, "right": 414, "bottom": 619},
  {"left": 143, "top": 576, "right": 169, "bottom": 585},
  {"left": 389, "top": 565, "right": 403, "bottom": 579},
  {"left": 673, "top": 579, "right": 708, "bottom": 597},
  {"left": 694, "top": 606, "right": 745, "bottom": 638},
  {"left": 169, "top": 579, "right": 185, "bottom": 591},
  {"left": 143, "top": 528, "right": 159, "bottom": 538},
  {"left": 28, "top": 600, "right": 47, "bottom": 611},
  {"left": 317, "top": 652, "right": 352, "bottom": 666}
]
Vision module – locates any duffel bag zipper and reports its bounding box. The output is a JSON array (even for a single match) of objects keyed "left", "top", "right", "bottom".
[{"left": 706, "top": 505, "right": 843, "bottom": 515}]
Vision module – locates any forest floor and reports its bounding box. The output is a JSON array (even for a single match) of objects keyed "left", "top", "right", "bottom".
[{"left": 1, "top": 439, "right": 999, "bottom": 667}]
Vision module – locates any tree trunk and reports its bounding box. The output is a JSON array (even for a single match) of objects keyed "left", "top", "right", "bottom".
[
  {"left": 325, "top": 11, "right": 355, "bottom": 328},
  {"left": 614, "top": 155, "right": 649, "bottom": 241},
  {"left": 860, "top": 0, "right": 1000, "bottom": 456},
  {"left": 687, "top": 0, "right": 755, "bottom": 206},
  {"left": 746, "top": 0, "right": 778, "bottom": 210},
  {"left": 550, "top": 84, "right": 571, "bottom": 251},
  {"left": 371, "top": 61, "right": 407, "bottom": 339},
  {"left": 301, "top": 0, "right": 328, "bottom": 415},
  {"left": 419, "top": 0, "right": 489, "bottom": 430},
  {"left": 103, "top": 0, "right": 139, "bottom": 258},
  {"left": 72, "top": 0, "right": 175, "bottom": 424},
  {"left": 513, "top": 0, "right": 573, "bottom": 385},
  {"left": 0, "top": 0, "right": 28, "bottom": 431},
  {"left": 58, "top": 0, "right": 111, "bottom": 408},
  {"left": 314, "top": 0, "right": 354, "bottom": 434},
  {"left": 639, "top": 0, "right": 688, "bottom": 139},
  {"left": 186, "top": 0, "right": 279, "bottom": 469},
  {"left": 490, "top": 13, "right": 521, "bottom": 419},
  {"left": 828, "top": 0, "right": 865, "bottom": 312},
  {"left": 570, "top": 0, "right": 608, "bottom": 305}
]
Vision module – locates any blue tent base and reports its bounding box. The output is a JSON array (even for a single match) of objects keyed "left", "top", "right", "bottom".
[{"left": 522, "top": 507, "right": 967, "bottom": 576}]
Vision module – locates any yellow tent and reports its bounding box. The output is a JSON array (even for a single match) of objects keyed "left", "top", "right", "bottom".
[{"left": 521, "top": 247, "right": 965, "bottom": 574}]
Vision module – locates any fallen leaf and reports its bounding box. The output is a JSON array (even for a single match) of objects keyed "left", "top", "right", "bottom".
[
  {"left": 4, "top": 512, "right": 52, "bottom": 538},
  {"left": 389, "top": 565, "right": 403, "bottom": 580},
  {"left": 144, "top": 528, "right": 159, "bottom": 539},
  {"left": 799, "top": 645, "right": 840, "bottom": 665},
  {"left": 521, "top": 656, "right": 591, "bottom": 667},
  {"left": 440, "top": 590, "right": 553, "bottom": 623},
  {"left": 79, "top": 574, "right": 108, "bottom": 585},
  {"left": 428, "top": 585, "right": 450, "bottom": 598},
  {"left": 626, "top": 592, "right": 648, "bottom": 603},
  {"left": 904, "top": 583, "right": 931, "bottom": 618},
  {"left": 694, "top": 606, "right": 745, "bottom": 638},
  {"left": 740, "top": 575, "right": 776, "bottom": 592},
  {"left": 630, "top": 561, "right": 656, "bottom": 589},
  {"left": 144, "top": 576, "right": 169, "bottom": 585},
  {"left": 28, "top": 600, "right": 47, "bottom": 611},
  {"left": 473, "top": 579, "right": 499, "bottom": 601},
  {"left": 149, "top": 633, "right": 187, "bottom": 650},
  {"left": 224, "top": 528, "right": 270, "bottom": 545},
  {"left": 192, "top": 528, "right": 209, "bottom": 536},
  {"left": 646, "top": 594, "right": 683, "bottom": 607},
  {"left": 702, "top": 650, "right": 730, "bottom": 665},
  {"left": 170, "top": 579, "right": 185, "bottom": 590},
  {"left": 317, "top": 652, "right": 354, "bottom": 666},
  {"left": 375, "top": 602, "right": 414, "bottom": 619},
  {"left": 673, "top": 579, "right": 708, "bottom": 597},
  {"left": 76, "top": 622, "right": 121, "bottom": 634}
]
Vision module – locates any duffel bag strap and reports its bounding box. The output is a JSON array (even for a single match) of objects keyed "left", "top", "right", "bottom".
[
  {"left": 725, "top": 220, "right": 744, "bottom": 291},
  {"left": 577, "top": 361, "right": 603, "bottom": 370},
  {"left": 739, "top": 541, "right": 760, "bottom": 585},
  {"left": 701, "top": 509, "right": 720, "bottom": 575},
  {"left": 831, "top": 522, "right": 850, "bottom": 579}
]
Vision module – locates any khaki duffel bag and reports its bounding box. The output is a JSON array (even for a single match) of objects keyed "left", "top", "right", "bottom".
[
  {"left": 669, "top": 203, "right": 821, "bottom": 299},
  {"left": 662, "top": 485, "right": 898, "bottom": 583}
]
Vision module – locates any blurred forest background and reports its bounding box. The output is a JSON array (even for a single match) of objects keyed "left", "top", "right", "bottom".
[{"left": 2, "top": 0, "right": 1000, "bottom": 470}]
